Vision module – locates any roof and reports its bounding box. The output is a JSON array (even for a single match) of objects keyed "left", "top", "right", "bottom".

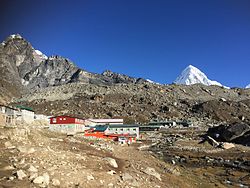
[
  {"left": 0, "top": 104, "right": 18, "bottom": 110},
  {"left": 95, "top": 124, "right": 139, "bottom": 129},
  {"left": 107, "top": 124, "right": 139, "bottom": 128},
  {"left": 49, "top": 115, "right": 85, "bottom": 120},
  {"left": 94, "top": 124, "right": 139, "bottom": 132},
  {"left": 87, "top": 119, "right": 123, "bottom": 123},
  {"left": 94, "top": 125, "right": 108, "bottom": 132},
  {"left": 16, "top": 105, "right": 34, "bottom": 112}
]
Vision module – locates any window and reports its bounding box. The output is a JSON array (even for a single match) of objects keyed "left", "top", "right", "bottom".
[
  {"left": 52, "top": 118, "right": 56, "bottom": 123},
  {"left": 60, "top": 118, "right": 62, "bottom": 120},
  {"left": 63, "top": 118, "right": 66, "bottom": 120}
]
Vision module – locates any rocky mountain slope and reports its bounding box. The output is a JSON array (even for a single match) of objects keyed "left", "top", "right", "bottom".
[
  {"left": 23, "top": 56, "right": 148, "bottom": 90},
  {"left": 0, "top": 34, "right": 147, "bottom": 102},
  {"left": 0, "top": 34, "right": 45, "bottom": 102},
  {"left": 13, "top": 82, "right": 250, "bottom": 124},
  {"left": 174, "top": 65, "right": 223, "bottom": 87}
]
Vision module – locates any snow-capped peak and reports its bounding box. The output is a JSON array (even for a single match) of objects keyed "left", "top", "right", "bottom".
[
  {"left": 1, "top": 34, "right": 22, "bottom": 46},
  {"left": 174, "top": 65, "right": 223, "bottom": 87},
  {"left": 246, "top": 84, "right": 250, "bottom": 89},
  {"left": 9, "top": 34, "right": 22, "bottom": 39}
]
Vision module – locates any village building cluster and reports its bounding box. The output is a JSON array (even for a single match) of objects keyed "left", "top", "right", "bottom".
[
  {"left": 49, "top": 115, "right": 139, "bottom": 144},
  {"left": 1, "top": 104, "right": 192, "bottom": 145},
  {"left": 0, "top": 104, "right": 140, "bottom": 144},
  {"left": 0, "top": 104, "right": 49, "bottom": 125}
]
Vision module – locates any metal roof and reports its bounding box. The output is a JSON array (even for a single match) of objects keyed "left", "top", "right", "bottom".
[
  {"left": 95, "top": 124, "right": 138, "bottom": 128},
  {"left": 0, "top": 104, "right": 19, "bottom": 110},
  {"left": 16, "top": 105, "right": 34, "bottom": 112},
  {"left": 94, "top": 124, "right": 139, "bottom": 132},
  {"left": 94, "top": 125, "right": 108, "bottom": 132},
  {"left": 49, "top": 115, "right": 85, "bottom": 120},
  {"left": 107, "top": 124, "right": 139, "bottom": 128}
]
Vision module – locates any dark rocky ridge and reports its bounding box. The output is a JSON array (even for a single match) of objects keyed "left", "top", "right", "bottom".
[
  {"left": 24, "top": 56, "right": 149, "bottom": 90},
  {"left": 24, "top": 56, "right": 81, "bottom": 88},
  {"left": 102, "top": 70, "right": 147, "bottom": 84},
  {"left": 0, "top": 34, "right": 147, "bottom": 101},
  {"left": 0, "top": 34, "right": 44, "bottom": 102}
]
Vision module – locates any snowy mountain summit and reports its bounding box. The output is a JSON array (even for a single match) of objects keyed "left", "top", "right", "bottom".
[{"left": 174, "top": 65, "right": 223, "bottom": 86}]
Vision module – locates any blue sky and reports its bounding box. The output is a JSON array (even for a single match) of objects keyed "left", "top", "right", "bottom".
[{"left": 1, "top": 0, "right": 250, "bottom": 87}]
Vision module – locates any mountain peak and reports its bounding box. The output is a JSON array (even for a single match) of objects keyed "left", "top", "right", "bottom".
[
  {"left": 174, "top": 65, "right": 223, "bottom": 87},
  {"left": 4, "top": 34, "right": 24, "bottom": 42},
  {"left": 186, "top": 64, "right": 196, "bottom": 69},
  {"left": 183, "top": 65, "right": 203, "bottom": 75},
  {"left": 9, "top": 34, "right": 23, "bottom": 39},
  {"left": 1, "top": 34, "right": 23, "bottom": 46}
]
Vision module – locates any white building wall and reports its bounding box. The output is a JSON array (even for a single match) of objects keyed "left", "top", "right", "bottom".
[
  {"left": 0, "top": 106, "right": 6, "bottom": 114},
  {"left": 107, "top": 126, "right": 139, "bottom": 138},
  {"left": 86, "top": 119, "right": 124, "bottom": 126},
  {"left": 49, "top": 124, "right": 86, "bottom": 134},
  {"left": 0, "top": 106, "right": 20, "bottom": 125},
  {"left": 21, "top": 109, "right": 34, "bottom": 123},
  {"left": 34, "top": 114, "right": 50, "bottom": 122}
]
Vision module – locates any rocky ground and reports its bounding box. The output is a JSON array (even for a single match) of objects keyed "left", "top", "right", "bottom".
[
  {"left": 12, "top": 82, "right": 250, "bottom": 124},
  {"left": 0, "top": 123, "right": 188, "bottom": 188},
  {"left": 1, "top": 123, "right": 250, "bottom": 188},
  {"left": 147, "top": 128, "right": 250, "bottom": 187}
]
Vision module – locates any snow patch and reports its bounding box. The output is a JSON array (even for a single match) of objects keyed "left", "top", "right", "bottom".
[
  {"left": 1, "top": 41, "right": 6, "bottom": 46},
  {"left": 35, "top": 50, "right": 43, "bottom": 56},
  {"left": 146, "top": 79, "right": 160, "bottom": 85},
  {"left": 35, "top": 50, "right": 47, "bottom": 59},
  {"left": 246, "top": 84, "right": 250, "bottom": 89}
]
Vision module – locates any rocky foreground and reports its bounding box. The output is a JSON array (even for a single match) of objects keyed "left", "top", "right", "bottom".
[
  {"left": 149, "top": 128, "right": 250, "bottom": 187},
  {"left": 0, "top": 124, "right": 183, "bottom": 188},
  {"left": 0, "top": 123, "right": 250, "bottom": 188}
]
